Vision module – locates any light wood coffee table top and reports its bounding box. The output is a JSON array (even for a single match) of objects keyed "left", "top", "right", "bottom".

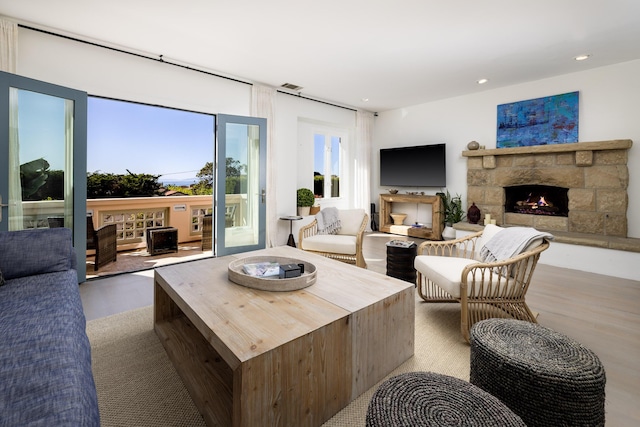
[{"left": 154, "top": 245, "right": 414, "bottom": 426}]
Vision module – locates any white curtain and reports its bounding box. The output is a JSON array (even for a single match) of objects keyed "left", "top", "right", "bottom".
[
  {"left": 354, "top": 110, "right": 374, "bottom": 228},
  {"left": 2, "top": 19, "right": 22, "bottom": 230},
  {"left": 63, "top": 99, "right": 74, "bottom": 226},
  {"left": 250, "top": 84, "right": 277, "bottom": 247},
  {"left": 0, "top": 18, "right": 17, "bottom": 73}
]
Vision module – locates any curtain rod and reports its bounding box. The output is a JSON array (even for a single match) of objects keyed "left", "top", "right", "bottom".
[
  {"left": 18, "top": 24, "right": 251, "bottom": 85},
  {"left": 276, "top": 90, "right": 357, "bottom": 112},
  {"left": 19, "top": 23, "right": 359, "bottom": 113}
]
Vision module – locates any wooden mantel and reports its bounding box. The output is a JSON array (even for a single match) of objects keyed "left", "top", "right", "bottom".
[{"left": 462, "top": 139, "right": 632, "bottom": 157}]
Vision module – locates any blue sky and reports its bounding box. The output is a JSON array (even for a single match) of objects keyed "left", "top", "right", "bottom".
[
  {"left": 87, "top": 97, "right": 215, "bottom": 185},
  {"left": 18, "top": 90, "right": 66, "bottom": 171},
  {"left": 18, "top": 93, "right": 249, "bottom": 186}
]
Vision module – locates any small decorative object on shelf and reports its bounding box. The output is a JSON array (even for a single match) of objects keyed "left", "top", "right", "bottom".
[
  {"left": 388, "top": 189, "right": 398, "bottom": 194},
  {"left": 390, "top": 213, "right": 407, "bottom": 225},
  {"left": 467, "top": 202, "right": 481, "bottom": 224},
  {"left": 467, "top": 140, "right": 480, "bottom": 150}
]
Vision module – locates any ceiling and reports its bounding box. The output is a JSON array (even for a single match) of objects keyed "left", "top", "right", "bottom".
[{"left": 2, "top": 0, "right": 640, "bottom": 112}]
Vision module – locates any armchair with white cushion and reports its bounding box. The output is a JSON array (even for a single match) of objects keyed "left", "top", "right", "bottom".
[
  {"left": 298, "top": 208, "right": 368, "bottom": 268},
  {"left": 414, "top": 224, "right": 552, "bottom": 342}
]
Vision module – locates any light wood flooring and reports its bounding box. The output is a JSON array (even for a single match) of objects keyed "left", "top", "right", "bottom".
[{"left": 80, "top": 232, "right": 640, "bottom": 426}]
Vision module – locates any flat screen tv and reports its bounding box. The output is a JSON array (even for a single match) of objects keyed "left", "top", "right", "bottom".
[{"left": 379, "top": 143, "right": 446, "bottom": 187}]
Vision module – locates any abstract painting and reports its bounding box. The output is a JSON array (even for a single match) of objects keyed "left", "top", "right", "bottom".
[{"left": 497, "top": 91, "right": 579, "bottom": 148}]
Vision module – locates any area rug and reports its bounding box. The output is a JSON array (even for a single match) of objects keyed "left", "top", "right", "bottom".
[{"left": 87, "top": 296, "right": 470, "bottom": 426}]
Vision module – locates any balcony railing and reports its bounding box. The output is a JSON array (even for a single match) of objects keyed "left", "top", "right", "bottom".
[{"left": 20, "top": 194, "right": 245, "bottom": 253}]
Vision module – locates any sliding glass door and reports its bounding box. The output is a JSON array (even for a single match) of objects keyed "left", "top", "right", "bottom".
[{"left": 0, "top": 71, "right": 88, "bottom": 281}]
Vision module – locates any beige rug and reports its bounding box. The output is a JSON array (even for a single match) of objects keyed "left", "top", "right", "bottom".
[{"left": 87, "top": 296, "right": 470, "bottom": 426}]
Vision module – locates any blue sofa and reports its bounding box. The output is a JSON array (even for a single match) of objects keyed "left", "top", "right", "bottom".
[{"left": 0, "top": 228, "right": 100, "bottom": 426}]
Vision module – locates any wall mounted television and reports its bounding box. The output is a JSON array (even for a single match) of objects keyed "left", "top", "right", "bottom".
[{"left": 379, "top": 143, "right": 446, "bottom": 187}]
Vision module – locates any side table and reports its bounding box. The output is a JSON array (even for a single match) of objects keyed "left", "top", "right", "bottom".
[
  {"left": 280, "top": 216, "right": 303, "bottom": 247},
  {"left": 386, "top": 240, "right": 417, "bottom": 283}
]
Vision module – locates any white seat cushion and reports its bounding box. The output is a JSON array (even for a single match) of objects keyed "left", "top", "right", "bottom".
[
  {"left": 415, "top": 256, "right": 479, "bottom": 298},
  {"left": 301, "top": 234, "right": 356, "bottom": 255},
  {"left": 415, "top": 255, "right": 516, "bottom": 298}
]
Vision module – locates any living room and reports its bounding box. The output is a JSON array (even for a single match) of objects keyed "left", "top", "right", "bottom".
[{"left": 1, "top": 2, "right": 639, "bottom": 426}]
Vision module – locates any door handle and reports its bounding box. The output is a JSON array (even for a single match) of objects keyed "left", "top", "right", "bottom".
[{"left": 261, "top": 188, "right": 266, "bottom": 204}]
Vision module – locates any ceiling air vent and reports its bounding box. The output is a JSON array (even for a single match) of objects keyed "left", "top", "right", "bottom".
[{"left": 281, "top": 83, "right": 303, "bottom": 91}]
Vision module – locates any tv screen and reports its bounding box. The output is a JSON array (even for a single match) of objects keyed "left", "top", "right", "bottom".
[{"left": 379, "top": 143, "right": 446, "bottom": 187}]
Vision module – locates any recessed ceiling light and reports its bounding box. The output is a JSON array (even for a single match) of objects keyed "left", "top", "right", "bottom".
[
  {"left": 477, "top": 78, "right": 489, "bottom": 85},
  {"left": 361, "top": 98, "right": 369, "bottom": 102},
  {"left": 574, "top": 54, "right": 591, "bottom": 61}
]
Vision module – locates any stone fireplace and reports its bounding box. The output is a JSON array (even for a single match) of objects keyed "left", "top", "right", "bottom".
[{"left": 463, "top": 139, "right": 632, "bottom": 238}]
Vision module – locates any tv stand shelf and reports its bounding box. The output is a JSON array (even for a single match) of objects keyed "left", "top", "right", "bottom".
[{"left": 379, "top": 193, "right": 444, "bottom": 240}]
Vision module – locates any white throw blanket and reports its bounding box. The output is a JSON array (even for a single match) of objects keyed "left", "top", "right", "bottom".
[
  {"left": 480, "top": 227, "right": 554, "bottom": 263},
  {"left": 315, "top": 207, "right": 341, "bottom": 235}
]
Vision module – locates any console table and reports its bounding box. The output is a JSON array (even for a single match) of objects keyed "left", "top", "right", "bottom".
[{"left": 379, "top": 193, "right": 444, "bottom": 240}]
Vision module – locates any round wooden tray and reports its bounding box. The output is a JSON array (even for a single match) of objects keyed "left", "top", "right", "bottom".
[{"left": 228, "top": 256, "right": 317, "bottom": 291}]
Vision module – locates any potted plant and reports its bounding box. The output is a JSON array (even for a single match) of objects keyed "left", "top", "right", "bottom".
[
  {"left": 296, "top": 188, "right": 315, "bottom": 216},
  {"left": 437, "top": 190, "right": 464, "bottom": 239}
]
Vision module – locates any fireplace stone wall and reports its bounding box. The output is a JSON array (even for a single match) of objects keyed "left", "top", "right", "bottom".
[{"left": 463, "top": 139, "right": 632, "bottom": 238}]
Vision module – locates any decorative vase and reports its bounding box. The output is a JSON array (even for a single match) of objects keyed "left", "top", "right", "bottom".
[
  {"left": 309, "top": 206, "right": 320, "bottom": 215},
  {"left": 390, "top": 213, "right": 407, "bottom": 225},
  {"left": 467, "top": 202, "right": 481, "bottom": 224},
  {"left": 297, "top": 206, "right": 310, "bottom": 216},
  {"left": 442, "top": 225, "right": 456, "bottom": 240},
  {"left": 467, "top": 140, "right": 480, "bottom": 150}
]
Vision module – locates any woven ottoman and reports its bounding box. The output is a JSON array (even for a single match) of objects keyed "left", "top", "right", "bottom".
[
  {"left": 365, "top": 372, "right": 526, "bottom": 426},
  {"left": 470, "top": 319, "right": 606, "bottom": 427}
]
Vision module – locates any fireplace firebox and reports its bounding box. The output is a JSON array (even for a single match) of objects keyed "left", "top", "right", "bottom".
[{"left": 504, "top": 185, "right": 568, "bottom": 217}]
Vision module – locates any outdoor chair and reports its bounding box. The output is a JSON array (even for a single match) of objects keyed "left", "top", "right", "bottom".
[
  {"left": 298, "top": 208, "right": 368, "bottom": 268},
  {"left": 48, "top": 215, "right": 117, "bottom": 271},
  {"left": 414, "top": 224, "right": 552, "bottom": 342},
  {"left": 202, "top": 214, "right": 212, "bottom": 251}
]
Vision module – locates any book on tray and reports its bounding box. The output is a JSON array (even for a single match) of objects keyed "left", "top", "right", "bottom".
[
  {"left": 243, "top": 262, "right": 280, "bottom": 277},
  {"left": 386, "top": 239, "right": 416, "bottom": 248}
]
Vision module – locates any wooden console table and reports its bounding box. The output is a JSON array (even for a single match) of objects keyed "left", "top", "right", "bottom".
[{"left": 379, "top": 193, "right": 444, "bottom": 240}]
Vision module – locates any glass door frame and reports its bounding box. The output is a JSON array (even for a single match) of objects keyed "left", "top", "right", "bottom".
[
  {"left": 0, "top": 71, "right": 88, "bottom": 281},
  {"left": 215, "top": 114, "right": 267, "bottom": 256}
]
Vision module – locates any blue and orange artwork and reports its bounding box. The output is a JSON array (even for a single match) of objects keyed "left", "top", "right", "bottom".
[{"left": 497, "top": 91, "right": 579, "bottom": 148}]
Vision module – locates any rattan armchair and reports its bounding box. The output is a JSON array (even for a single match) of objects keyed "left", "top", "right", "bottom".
[
  {"left": 298, "top": 208, "right": 368, "bottom": 268},
  {"left": 415, "top": 225, "right": 551, "bottom": 342}
]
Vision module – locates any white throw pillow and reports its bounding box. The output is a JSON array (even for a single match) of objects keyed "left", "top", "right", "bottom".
[{"left": 336, "top": 209, "right": 366, "bottom": 235}]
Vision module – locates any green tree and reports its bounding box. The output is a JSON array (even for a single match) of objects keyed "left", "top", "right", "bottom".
[{"left": 87, "top": 170, "right": 161, "bottom": 198}]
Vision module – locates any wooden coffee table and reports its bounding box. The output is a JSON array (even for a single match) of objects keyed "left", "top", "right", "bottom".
[{"left": 154, "top": 245, "right": 414, "bottom": 427}]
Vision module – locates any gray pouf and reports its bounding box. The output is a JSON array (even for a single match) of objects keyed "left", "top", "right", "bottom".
[
  {"left": 365, "top": 372, "right": 526, "bottom": 426},
  {"left": 470, "top": 319, "right": 606, "bottom": 427}
]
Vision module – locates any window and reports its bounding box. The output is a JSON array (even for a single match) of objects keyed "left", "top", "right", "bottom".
[{"left": 313, "top": 133, "right": 341, "bottom": 198}]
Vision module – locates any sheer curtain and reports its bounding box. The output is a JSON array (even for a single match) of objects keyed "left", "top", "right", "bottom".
[
  {"left": 0, "top": 18, "right": 17, "bottom": 73},
  {"left": 2, "top": 19, "right": 22, "bottom": 230},
  {"left": 354, "top": 110, "right": 374, "bottom": 227},
  {"left": 250, "top": 84, "right": 277, "bottom": 247}
]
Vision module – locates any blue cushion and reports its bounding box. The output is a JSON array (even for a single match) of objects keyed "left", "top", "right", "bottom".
[
  {"left": 0, "top": 228, "right": 74, "bottom": 280},
  {"left": 0, "top": 270, "right": 100, "bottom": 425}
]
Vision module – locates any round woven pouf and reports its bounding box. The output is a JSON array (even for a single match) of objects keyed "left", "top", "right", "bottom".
[
  {"left": 470, "top": 319, "right": 606, "bottom": 427},
  {"left": 365, "top": 372, "right": 526, "bottom": 427}
]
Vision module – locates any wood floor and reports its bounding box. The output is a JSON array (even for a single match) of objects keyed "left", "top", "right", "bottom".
[{"left": 80, "top": 231, "right": 640, "bottom": 426}]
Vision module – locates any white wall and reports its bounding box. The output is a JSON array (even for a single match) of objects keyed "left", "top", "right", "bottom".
[
  {"left": 18, "top": 28, "right": 251, "bottom": 115},
  {"left": 374, "top": 60, "right": 640, "bottom": 279},
  {"left": 16, "top": 27, "right": 358, "bottom": 246}
]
